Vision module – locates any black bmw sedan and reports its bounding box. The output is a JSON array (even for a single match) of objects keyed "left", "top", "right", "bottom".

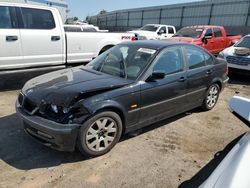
[{"left": 16, "top": 41, "right": 229, "bottom": 157}]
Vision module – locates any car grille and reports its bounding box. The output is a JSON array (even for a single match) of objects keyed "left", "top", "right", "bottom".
[
  {"left": 18, "top": 93, "right": 38, "bottom": 115},
  {"left": 226, "top": 56, "right": 250, "bottom": 66}
]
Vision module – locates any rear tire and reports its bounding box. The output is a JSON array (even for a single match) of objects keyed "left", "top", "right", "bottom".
[
  {"left": 77, "top": 111, "right": 122, "bottom": 157},
  {"left": 202, "top": 84, "right": 220, "bottom": 111}
]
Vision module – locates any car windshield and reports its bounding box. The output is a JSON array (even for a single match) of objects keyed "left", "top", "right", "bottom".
[
  {"left": 86, "top": 45, "right": 156, "bottom": 80},
  {"left": 173, "top": 28, "right": 203, "bottom": 38},
  {"left": 140, "top": 25, "right": 159, "bottom": 32},
  {"left": 235, "top": 36, "right": 250, "bottom": 48}
]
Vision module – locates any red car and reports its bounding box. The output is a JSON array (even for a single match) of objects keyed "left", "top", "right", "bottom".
[{"left": 171, "top": 25, "right": 241, "bottom": 55}]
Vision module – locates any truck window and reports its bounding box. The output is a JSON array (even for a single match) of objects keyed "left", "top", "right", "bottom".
[
  {"left": 0, "top": 6, "right": 12, "bottom": 28},
  {"left": 82, "top": 27, "right": 97, "bottom": 32},
  {"left": 21, "top": 7, "right": 55, "bottom": 29},
  {"left": 168, "top": 27, "right": 175, "bottom": 34},
  {"left": 159, "top": 27, "right": 166, "bottom": 34},
  {"left": 205, "top": 29, "right": 213, "bottom": 37},
  {"left": 214, "top": 28, "right": 223, "bottom": 37}
]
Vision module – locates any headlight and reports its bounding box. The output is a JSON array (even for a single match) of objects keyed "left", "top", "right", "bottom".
[
  {"left": 51, "top": 104, "right": 70, "bottom": 114},
  {"left": 51, "top": 104, "right": 58, "bottom": 113},
  {"left": 218, "top": 52, "right": 225, "bottom": 59}
]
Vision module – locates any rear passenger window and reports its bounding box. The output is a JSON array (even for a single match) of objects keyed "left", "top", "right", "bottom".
[
  {"left": 21, "top": 8, "right": 55, "bottom": 29},
  {"left": 185, "top": 46, "right": 206, "bottom": 69},
  {"left": 153, "top": 47, "right": 184, "bottom": 75},
  {"left": 168, "top": 27, "right": 175, "bottom": 34},
  {"left": 0, "top": 6, "right": 12, "bottom": 28},
  {"left": 214, "top": 28, "right": 223, "bottom": 37}
]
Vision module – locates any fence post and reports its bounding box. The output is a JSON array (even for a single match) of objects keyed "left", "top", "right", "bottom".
[
  {"left": 245, "top": 2, "right": 250, "bottom": 26},
  {"left": 208, "top": 4, "right": 214, "bottom": 25},
  {"left": 115, "top": 12, "right": 118, "bottom": 27},
  {"left": 180, "top": 6, "right": 185, "bottom": 27},
  {"left": 127, "top": 11, "right": 130, "bottom": 28},
  {"left": 159, "top": 8, "right": 162, "bottom": 24},
  {"left": 141, "top": 10, "right": 144, "bottom": 27}
]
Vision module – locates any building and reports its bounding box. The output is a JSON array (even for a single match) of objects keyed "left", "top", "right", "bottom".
[
  {"left": 1, "top": 0, "right": 68, "bottom": 22},
  {"left": 88, "top": 0, "right": 250, "bottom": 35}
]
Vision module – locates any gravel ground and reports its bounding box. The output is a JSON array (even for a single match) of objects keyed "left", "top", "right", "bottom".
[{"left": 0, "top": 71, "right": 249, "bottom": 188}]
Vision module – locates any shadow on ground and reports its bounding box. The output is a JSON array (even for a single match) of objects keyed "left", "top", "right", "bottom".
[
  {"left": 0, "top": 108, "right": 198, "bottom": 171},
  {"left": 0, "top": 114, "right": 86, "bottom": 170},
  {"left": 178, "top": 133, "right": 245, "bottom": 188}
]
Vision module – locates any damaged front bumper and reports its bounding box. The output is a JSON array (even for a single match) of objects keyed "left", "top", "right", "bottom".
[{"left": 16, "top": 102, "right": 81, "bottom": 152}]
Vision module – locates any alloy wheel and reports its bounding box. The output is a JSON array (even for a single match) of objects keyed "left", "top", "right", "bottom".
[
  {"left": 206, "top": 85, "right": 219, "bottom": 108},
  {"left": 85, "top": 117, "right": 117, "bottom": 152}
]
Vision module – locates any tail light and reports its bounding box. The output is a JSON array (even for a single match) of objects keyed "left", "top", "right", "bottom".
[{"left": 131, "top": 36, "right": 137, "bottom": 41}]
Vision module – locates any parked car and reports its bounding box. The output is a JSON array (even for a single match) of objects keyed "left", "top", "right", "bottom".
[
  {"left": 218, "top": 35, "right": 250, "bottom": 75},
  {"left": 171, "top": 26, "right": 241, "bottom": 55},
  {"left": 200, "top": 96, "right": 250, "bottom": 188},
  {"left": 128, "top": 24, "right": 176, "bottom": 40},
  {"left": 64, "top": 24, "right": 109, "bottom": 33},
  {"left": 0, "top": 3, "right": 137, "bottom": 71},
  {"left": 16, "top": 41, "right": 228, "bottom": 157}
]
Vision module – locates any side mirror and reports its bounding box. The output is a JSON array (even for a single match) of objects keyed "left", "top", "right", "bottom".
[
  {"left": 157, "top": 30, "right": 164, "bottom": 35},
  {"left": 146, "top": 71, "right": 165, "bottom": 82},
  {"left": 229, "top": 96, "right": 250, "bottom": 126},
  {"left": 202, "top": 36, "right": 212, "bottom": 44}
]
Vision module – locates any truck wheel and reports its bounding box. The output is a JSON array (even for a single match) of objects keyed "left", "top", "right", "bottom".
[
  {"left": 98, "top": 45, "right": 114, "bottom": 55},
  {"left": 77, "top": 111, "right": 122, "bottom": 157},
  {"left": 202, "top": 84, "right": 220, "bottom": 111}
]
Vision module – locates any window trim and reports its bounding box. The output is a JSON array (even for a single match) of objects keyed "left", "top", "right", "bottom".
[
  {"left": 213, "top": 28, "right": 223, "bottom": 38},
  {"left": 146, "top": 45, "right": 186, "bottom": 78},
  {"left": 0, "top": 6, "right": 17, "bottom": 29},
  {"left": 19, "top": 7, "right": 56, "bottom": 30},
  {"left": 183, "top": 45, "right": 215, "bottom": 70}
]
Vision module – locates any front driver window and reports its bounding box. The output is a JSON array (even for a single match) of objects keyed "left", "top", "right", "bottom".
[{"left": 153, "top": 47, "right": 184, "bottom": 75}]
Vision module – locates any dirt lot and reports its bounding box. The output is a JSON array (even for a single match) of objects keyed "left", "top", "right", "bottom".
[{"left": 0, "top": 72, "right": 249, "bottom": 188}]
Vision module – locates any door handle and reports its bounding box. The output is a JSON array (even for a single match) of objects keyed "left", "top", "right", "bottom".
[
  {"left": 178, "top": 77, "right": 186, "bottom": 82},
  {"left": 6, "top": 36, "right": 18, "bottom": 41},
  {"left": 51, "top": 36, "right": 60, "bottom": 41}
]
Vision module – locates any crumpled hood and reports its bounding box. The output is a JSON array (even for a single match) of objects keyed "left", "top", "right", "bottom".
[
  {"left": 223, "top": 46, "right": 250, "bottom": 57},
  {"left": 22, "top": 66, "right": 132, "bottom": 107}
]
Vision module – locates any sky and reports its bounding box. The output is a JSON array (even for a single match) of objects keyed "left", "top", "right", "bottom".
[{"left": 66, "top": 0, "right": 203, "bottom": 20}]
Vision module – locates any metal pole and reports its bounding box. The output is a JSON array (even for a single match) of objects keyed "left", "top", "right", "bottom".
[
  {"left": 180, "top": 6, "right": 185, "bottom": 27},
  {"left": 141, "top": 10, "right": 144, "bottom": 27},
  {"left": 115, "top": 12, "right": 118, "bottom": 27},
  {"left": 127, "top": 11, "right": 130, "bottom": 28},
  {"left": 159, "top": 8, "right": 163, "bottom": 24},
  {"left": 208, "top": 4, "right": 214, "bottom": 25},
  {"left": 245, "top": 2, "right": 250, "bottom": 26}
]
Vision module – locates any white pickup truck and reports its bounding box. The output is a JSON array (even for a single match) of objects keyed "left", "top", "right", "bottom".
[
  {"left": 0, "top": 3, "right": 137, "bottom": 71},
  {"left": 128, "top": 24, "right": 176, "bottom": 40}
]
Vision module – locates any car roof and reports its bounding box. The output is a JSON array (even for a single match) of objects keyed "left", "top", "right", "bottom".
[
  {"left": 119, "top": 40, "right": 186, "bottom": 50},
  {"left": 184, "top": 25, "right": 224, "bottom": 29}
]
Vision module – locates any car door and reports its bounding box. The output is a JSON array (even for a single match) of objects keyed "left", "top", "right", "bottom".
[
  {"left": 18, "top": 6, "right": 64, "bottom": 67},
  {"left": 183, "top": 45, "right": 214, "bottom": 107},
  {"left": 0, "top": 6, "right": 22, "bottom": 70},
  {"left": 202, "top": 28, "right": 215, "bottom": 52},
  {"left": 157, "top": 26, "right": 167, "bottom": 40},
  {"left": 213, "top": 28, "right": 225, "bottom": 54},
  {"left": 140, "top": 46, "right": 187, "bottom": 124}
]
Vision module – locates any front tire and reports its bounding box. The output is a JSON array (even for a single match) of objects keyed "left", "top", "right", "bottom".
[
  {"left": 77, "top": 111, "right": 122, "bottom": 157},
  {"left": 202, "top": 84, "right": 220, "bottom": 111}
]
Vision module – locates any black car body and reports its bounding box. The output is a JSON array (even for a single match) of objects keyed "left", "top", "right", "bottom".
[{"left": 16, "top": 41, "right": 229, "bottom": 156}]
